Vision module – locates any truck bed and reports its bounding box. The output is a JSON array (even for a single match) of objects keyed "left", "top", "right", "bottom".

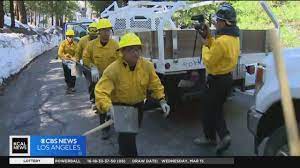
[{"left": 136, "top": 29, "right": 272, "bottom": 60}]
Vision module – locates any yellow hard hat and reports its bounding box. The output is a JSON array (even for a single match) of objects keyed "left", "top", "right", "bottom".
[
  {"left": 88, "top": 22, "right": 98, "bottom": 34},
  {"left": 97, "top": 18, "right": 112, "bottom": 30},
  {"left": 119, "top": 33, "right": 142, "bottom": 49},
  {"left": 89, "top": 22, "right": 98, "bottom": 29},
  {"left": 66, "top": 29, "right": 75, "bottom": 36}
]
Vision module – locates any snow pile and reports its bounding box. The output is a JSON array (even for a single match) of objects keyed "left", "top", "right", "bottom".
[
  {"left": 4, "top": 15, "right": 42, "bottom": 34},
  {"left": 45, "top": 26, "right": 63, "bottom": 34},
  {"left": 4, "top": 15, "right": 34, "bottom": 29},
  {"left": 0, "top": 29, "right": 62, "bottom": 84}
]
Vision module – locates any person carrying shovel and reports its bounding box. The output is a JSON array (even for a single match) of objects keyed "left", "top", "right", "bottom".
[
  {"left": 58, "top": 29, "right": 78, "bottom": 94},
  {"left": 94, "top": 32, "right": 171, "bottom": 156},
  {"left": 83, "top": 19, "right": 120, "bottom": 138},
  {"left": 75, "top": 22, "right": 98, "bottom": 104}
]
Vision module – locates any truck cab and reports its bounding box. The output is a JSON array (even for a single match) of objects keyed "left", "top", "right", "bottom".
[{"left": 63, "top": 18, "right": 94, "bottom": 42}]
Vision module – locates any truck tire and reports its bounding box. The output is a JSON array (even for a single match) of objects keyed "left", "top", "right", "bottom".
[{"left": 263, "top": 124, "right": 299, "bottom": 156}]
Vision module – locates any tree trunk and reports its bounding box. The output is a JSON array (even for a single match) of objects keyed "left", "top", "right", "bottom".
[
  {"left": 59, "top": 15, "right": 63, "bottom": 27},
  {"left": 28, "top": 11, "right": 30, "bottom": 23},
  {"left": 38, "top": 12, "right": 40, "bottom": 26},
  {"left": 43, "top": 15, "right": 47, "bottom": 27},
  {"left": 34, "top": 11, "right": 36, "bottom": 26},
  {"left": 55, "top": 15, "right": 59, "bottom": 26},
  {"left": 17, "top": 0, "right": 27, "bottom": 24},
  {"left": 14, "top": 1, "right": 19, "bottom": 21},
  {"left": 9, "top": 0, "right": 15, "bottom": 28},
  {"left": 30, "top": 11, "right": 33, "bottom": 25},
  {"left": 51, "top": 1, "right": 54, "bottom": 26},
  {"left": 0, "top": 0, "right": 4, "bottom": 28},
  {"left": 51, "top": 14, "right": 54, "bottom": 26}
]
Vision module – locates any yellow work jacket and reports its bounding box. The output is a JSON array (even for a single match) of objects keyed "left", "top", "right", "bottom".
[
  {"left": 95, "top": 57, "right": 165, "bottom": 113},
  {"left": 75, "top": 35, "right": 94, "bottom": 63},
  {"left": 83, "top": 38, "right": 120, "bottom": 70},
  {"left": 58, "top": 39, "right": 77, "bottom": 60},
  {"left": 202, "top": 33, "right": 240, "bottom": 75}
]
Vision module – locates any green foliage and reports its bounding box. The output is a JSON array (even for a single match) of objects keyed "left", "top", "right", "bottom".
[
  {"left": 173, "top": 1, "right": 300, "bottom": 47},
  {"left": 173, "top": 1, "right": 218, "bottom": 27},
  {"left": 25, "top": 1, "right": 79, "bottom": 22},
  {"left": 88, "top": 0, "right": 114, "bottom": 16},
  {"left": 3, "top": 0, "right": 10, "bottom": 14}
]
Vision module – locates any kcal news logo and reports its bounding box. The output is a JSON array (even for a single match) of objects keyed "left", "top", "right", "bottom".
[
  {"left": 9, "top": 135, "right": 31, "bottom": 156},
  {"left": 9, "top": 135, "right": 86, "bottom": 156}
]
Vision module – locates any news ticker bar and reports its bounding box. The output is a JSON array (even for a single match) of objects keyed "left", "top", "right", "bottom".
[{"left": 9, "top": 157, "right": 234, "bottom": 165}]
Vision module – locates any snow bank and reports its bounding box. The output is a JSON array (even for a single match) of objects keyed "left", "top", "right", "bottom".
[
  {"left": 4, "top": 15, "right": 33, "bottom": 29},
  {"left": 0, "top": 30, "right": 62, "bottom": 84},
  {"left": 4, "top": 15, "right": 42, "bottom": 34}
]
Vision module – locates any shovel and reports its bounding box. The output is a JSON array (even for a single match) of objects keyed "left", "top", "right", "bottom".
[{"left": 82, "top": 105, "right": 139, "bottom": 136}]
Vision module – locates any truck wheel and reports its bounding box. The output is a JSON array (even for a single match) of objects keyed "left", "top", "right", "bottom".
[{"left": 263, "top": 124, "right": 299, "bottom": 156}]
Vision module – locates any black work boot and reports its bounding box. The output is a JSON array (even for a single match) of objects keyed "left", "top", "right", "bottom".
[
  {"left": 216, "top": 134, "right": 231, "bottom": 154},
  {"left": 70, "top": 87, "right": 76, "bottom": 93},
  {"left": 66, "top": 87, "right": 72, "bottom": 94}
]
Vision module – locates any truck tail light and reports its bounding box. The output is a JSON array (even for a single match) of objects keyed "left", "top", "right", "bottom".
[
  {"left": 165, "top": 63, "right": 171, "bottom": 69},
  {"left": 246, "top": 65, "right": 256, "bottom": 75},
  {"left": 255, "top": 63, "right": 266, "bottom": 94}
]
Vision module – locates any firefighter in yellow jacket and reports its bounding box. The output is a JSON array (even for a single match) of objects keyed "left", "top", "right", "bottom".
[
  {"left": 75, "top": 22, "right": 98, "bottom": 102},
  {"left": 82, "top": 18, "right": 120, "bottom": 138},
  {"left": 75, "top": 22, "right": 98, "bottom": 63},
  {"left": 193, "top": 3, "right": 240, "bottom": 154},
  {"left": 58, "top": 29, "right": 78, "bottom": 94},
  {"left": 94, "top": 33, "right": 170, "bottom": 156}
]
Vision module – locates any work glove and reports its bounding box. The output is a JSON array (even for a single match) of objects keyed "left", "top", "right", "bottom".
[
  {"left": 159, "top": 100, "right": 170, "bottom": 118},
  {"left": 108, "top": 106, "right": 114, "bottom": 121},
  {"left": 64, "top": 53, "right": 72, "bottom": 60},
  {"left": 91, "top": 65, "right": 99, "bottom": 83},
  {"left": 71, "top": 57, "right": 77, "bottom": 62}
]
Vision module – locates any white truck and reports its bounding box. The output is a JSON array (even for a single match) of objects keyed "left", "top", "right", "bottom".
[
  {"left": 101, "top": 1, "right": 273, "bottom": 112},
  {"left": 247, "top": 47, "right": 300, "bottom": 156},
  {"left": 63, "top": 18, "right": 95, "bottom": 42},
  {"left": 245, "top": 2, "right": 300, "bottom": 156}
]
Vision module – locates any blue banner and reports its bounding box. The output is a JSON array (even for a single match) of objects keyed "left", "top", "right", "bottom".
[{"left": 30, "top": 136, "right": 86, "bottom": 156}]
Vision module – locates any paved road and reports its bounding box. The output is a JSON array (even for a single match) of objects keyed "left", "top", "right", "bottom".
[{"left": 0, "top": 47, "right": 255, "bottom": 156}]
